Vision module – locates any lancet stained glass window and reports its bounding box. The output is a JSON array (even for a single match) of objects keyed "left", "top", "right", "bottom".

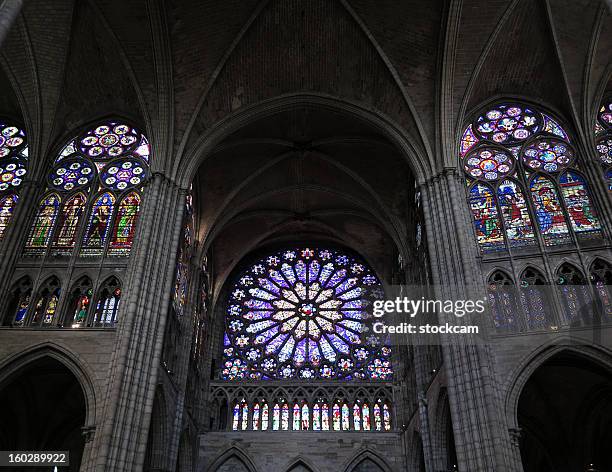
[
  {"left": 24, "top": 119, "right": 149, "bottom": 257},
  {"left": 221, "top": 247, "right": 392, "bottom": 381},
  {"left": 461, "top": 101, "right": 602, "bottom": 252},
  {"left": 0, "top": 193, "right": 18, "bottom": 241}
]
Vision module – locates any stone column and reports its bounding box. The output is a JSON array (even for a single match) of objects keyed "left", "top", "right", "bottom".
[
  {"left": 90, "top": 173, "right": 186, "bottom": 472},
  {"left": 420, "top": 170, "right": 519, "bottom": 472},
  {"left": 0, "top": 0, "right": 23, "bottom": 48}
]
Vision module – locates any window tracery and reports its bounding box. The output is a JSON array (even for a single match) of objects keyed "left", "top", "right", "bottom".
[
  {"left": 221, "top": 247, "right": 392, "bottom": 381},
  {"left": 0, "top": 120, "right": 28, "bottom": 241},
  {"left": 24, "top": 120, "right": 149, "bottom": 257},
  {"left": 462, "top": 102, "right": 602, "bottom": 252},
  {"left": 594, "top": 98, "right": 612, "bottom": 190}
]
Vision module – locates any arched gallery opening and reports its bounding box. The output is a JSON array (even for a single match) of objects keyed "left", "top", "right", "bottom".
[
  {"left": 518, "top": 352, "right": 612, "bottom": 472},
  {"left": 0, "top": 356, "right": 86, "bottom": 471}
]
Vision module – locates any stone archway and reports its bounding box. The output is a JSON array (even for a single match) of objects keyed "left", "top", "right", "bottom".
[
  {"left": 0, "top": 355, "right": 87, "bottom": 471},
  {"left": 517, "top": 351, "right": 612, "bottom": 472}
]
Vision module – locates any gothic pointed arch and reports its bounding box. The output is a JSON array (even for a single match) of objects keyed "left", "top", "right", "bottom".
[
  {"left": 93, "top": 276, "right": 122, "bottom": 327},
  {"left": 286, "top": 457, "right": 317, "bottom": 472},
  {"left": 486, "top": 269, "right": 518, "bottom": 331},
  {"left": 556, "top": 262, "right": 591, "bottom": 326},
  {"left": 31, "top": 276, "right": 61, "bottom": 327},
  {"left": 3, "top": 275, "right": 32, "bottom": 326},
  {"left": 344, "top": 450, "right": 392, "bottom": 472},
  {"left": 208, "top": 446, "right": 258, "bottom": 472},
  {"left": 63, "top": 275, "right": 93, "bottom": 328},
  {"left": 590, "top": 258, "right": 612, "bottom": 318}
]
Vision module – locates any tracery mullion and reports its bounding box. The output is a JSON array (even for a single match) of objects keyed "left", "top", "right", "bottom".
[{"left": 489, "top": 179, "right": 527, "bottom": 331}]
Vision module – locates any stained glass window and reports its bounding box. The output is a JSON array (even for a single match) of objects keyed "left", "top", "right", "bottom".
[
  {"left": 25, "top": 119, "right": 150, "bottom": 258},
  {"left": 463, "top": 101, "right": 603, "bottom": 251},
  {"left": 53, "top": 193, "right": 87, "bottom": 253},
  {"left": 590, "top": 259, "right": 612, "bottom": 318},
  {"left": 353, "top": 403, "right": 361, "bottom": 431},
  {"left": 81, "top": 192, "right": 115, "bottom": 255},
  {"left": 557, "top": 263, "right": 591, "bottom": 325},
  {"left": 487, "top": 271, "right": 518, "bottom": 331},
  {"left": 362, "top": 404, "right": 371, "bottom": 431},
  {"left": 252, "top": 403, "right": 261, "bottom": 430},
  {"left": 32, "top": 280, "right": 60, "bottom": 326},
  {"left": 241, "top": 400, "right": 249, "bottom": 430},
  {"left": 594, "top": 99, "right": 612, "bottom": 191},
  {"left": 261, "top": 403, "right": 269, "bottom": 430},
  {"left": 272, "top": 403, "right": 280, "bottom": 431},
  {"left": 313, "top": 404, "right": 321, "bottom": 431},
  {"left": 301, "top": 403, "right": 309, "bottom": 430},
  {"left": 221, "top": 247, "right": 392, "bottom": 381},
  {"left": 332, "top": 404, "right": 341, "bottom": 431},
  {"left": 497, "top": 180, "right": 535, "bottom": 246},
  {"left": 232, "top": 402, "right": 240, "bottom": 431},
  {"left": 519, "top": 268, "right": 551, "bottom": 330},
  {"left": 383, "top": 404, "right": 391, "bottom": 430},
  {"left": 108, "top": 192, "right": 140, "bottom": 256},
  {"left": 7, "top": 277, "right": 32, "bottom": 327},
  {"left": 292, "top": 403, "right": 301, "bottom": 430},
  {"left": 94, "top": 277, "right": 121, "bottom": 327},
  {"left": 468, "top": 183, "right": 504, "bottom": 251},
  {"left": 173, "top": 195, "right": 194, "bottom": 316},
  {"left": 373, "top": 404, "right": 382, "bottom": 431},
  {"left": 321, "top": 404, "right": 330, "bottom": 431},
  {"left": 25, "top": 194, "right": 61, "bottom": 254},
  {"left": 0, "top": 120, "right": 28, "bottom": 193},
  {"left": 341, "top": 404, "right": 350, "bottom": 430},
  {"left": 559, "top": 171, "right": 601, "bottom": 237},
  {"left": 0, "top": 193, "right": 18, "bottom": 241},
  {"left": 530, "top": 176, "right": 570, "bottom": 245},
  {"left": 281, "top": 403, "right": 289, "bottom": 431}
]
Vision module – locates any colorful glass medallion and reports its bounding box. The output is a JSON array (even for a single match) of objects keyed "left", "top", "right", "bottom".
[
  {"left": 79, "top": 122, "right": 141, "bottom": 160},
  {"left": 473, "top": 104, "right": 541, "bottom": 144},
  {"left": 522, "top": 138, "right": 574, "bottom": 173},
  {"left": 100, "top": 157, "right": 148, "bottom": 191},
  {"left": 0, "top": 123, "right": 27, "bottom": 159},
  {"left": 596, "top": 135, "right": 612, "bottom": 165},
  {"left": 49, "top": 158, "right": 95, "bottom": 191},
  {"left": 0, "top": 159, "right": 27, "bottom": 191},
  {"left": 464, "top": 146, "right": 514, "bottom": 181}
]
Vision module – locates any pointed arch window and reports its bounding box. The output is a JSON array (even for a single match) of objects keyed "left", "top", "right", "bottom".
[
  {"left": 590, "top": 259, "right": 612, "bottom": 318},
  {"left": 3, "top": 276, "right": 32, "bottom": 326},
  {"left": 487, "top": 271, "right": 518, "bottom": 331},
  {"left": 519, "top": 268, "right": 553, "bottom": 330},
  {"left": 0, "top": 193, "right": 18, "bottom": 241},
  {"left": 461, "top": 102, "right": 602, "bottom": 252},
  {"left": 23, "top": 120, "right": 150, "bottom": 257},
  {"left": 594, "top": 98, "right": 612, "bottom": 190},
  {"left": 556, "top": 264, "right": 591, "bottom": 326},
  {"left": 108, "top": 191, "right": 141, "bottom": 256},
  {"left": 0, "top": 119, "right": 28, "bottom": 241},
  {"left": 65, "top": 276, "right": 93, "bottom": 328},
  {"left": 53, "top": 193, "right": 87, "bottom": 255},
  {"left": 31, "top": 277, "right": 61, "bottom": 326},
  {"left": 94, "top": 276, "right": 121, "bottom": 327},
  {"left": 25, "top": 194, "right": 60, "bottom": 254},
  {"left": 81, "top": 192, "right": 115, "bottom": 256}
]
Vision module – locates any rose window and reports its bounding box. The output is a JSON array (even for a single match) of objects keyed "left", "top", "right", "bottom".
[{"left": 222, "top": 247, "right": 392, "bottom": 381}]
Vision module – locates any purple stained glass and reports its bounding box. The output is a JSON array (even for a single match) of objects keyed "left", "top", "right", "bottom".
[
  {"left": 473, "top": 104, "right": 541, "bottom": 145},
  {"left": 0, "top": 159, "right": 27, "bottom": 192},
  {"left": 464, "top": 146, "right": 514, "bottom": 181},
  {"left": 0, "top": 122, "right": 27, "bottom": 160},
  {"left": 100, "top": 157, "right": 148, "bottom": 191},
  {"left": 598, "top": 100, "right": 612, "bottom": 129},
  {"left": 78, "top": 122, "right": 143, "bottom": 160},
  {"left": 221, "top": 247, "right": 392, "bottom": 380},
  {"left": 596, "top": 135, "right": 612, "bottom": 166},
  {"left": 522, "top": 137, "right": 574, "bottom": 173},
  {"left": 48, "top": 158, "right": 95, "bottom": 191}
]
